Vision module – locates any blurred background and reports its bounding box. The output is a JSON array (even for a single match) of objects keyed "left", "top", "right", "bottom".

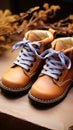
[
  {"left": 0, "top": 0, "right": 73, "bottom": 56},
  {"left": 0, "top": 0, "right": 73, "bottom": 17}
]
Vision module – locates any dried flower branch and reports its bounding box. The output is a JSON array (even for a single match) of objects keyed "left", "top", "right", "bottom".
[{"left": 0, "top": 3, "right": 73, "bottom": 56}]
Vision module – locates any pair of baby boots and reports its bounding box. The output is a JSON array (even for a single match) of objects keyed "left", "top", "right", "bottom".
[{"left": 1, "top": 29, "right": 73, "bottom": 106}]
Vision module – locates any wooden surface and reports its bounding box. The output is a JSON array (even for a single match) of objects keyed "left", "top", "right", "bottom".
[{"left": 0, "top": 49, "right": 73, "bottom": 130}]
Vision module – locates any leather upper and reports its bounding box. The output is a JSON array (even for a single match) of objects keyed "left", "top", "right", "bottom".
[
  {"left": 1, "top": 29, "right": 54, "bottom": 89},
  {"left": 29, "top": 37, "right": 73, "bottom": 100}
]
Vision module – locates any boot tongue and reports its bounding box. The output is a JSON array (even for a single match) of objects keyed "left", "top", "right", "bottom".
[
  {"left": 51, "top": 37, "right": 73, "bottom": 59},
  {"left": 51, "top": 37, "right": 73, "bottom": 51}
]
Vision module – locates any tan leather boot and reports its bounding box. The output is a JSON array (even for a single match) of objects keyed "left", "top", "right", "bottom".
[
  {"left": 1, "top": 29, "right": 54, "bottom": 95},
  {"left": 28, "top": 37, "right": 73, "bottom": 105}
]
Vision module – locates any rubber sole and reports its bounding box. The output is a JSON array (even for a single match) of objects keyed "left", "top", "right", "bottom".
[{"left": 0, "top": 77, "right": 36, "bottom": 97}]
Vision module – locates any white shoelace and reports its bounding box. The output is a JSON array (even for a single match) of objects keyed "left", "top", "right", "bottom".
[
  {"left": 12, "top": 38, "right": 47, "bottom": 71},
  {"left": 41, "top": 48, "right": 71, "bottom": 80},
  {"left": 12, "top": 39, "right": 71, "bottom": 77}
]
